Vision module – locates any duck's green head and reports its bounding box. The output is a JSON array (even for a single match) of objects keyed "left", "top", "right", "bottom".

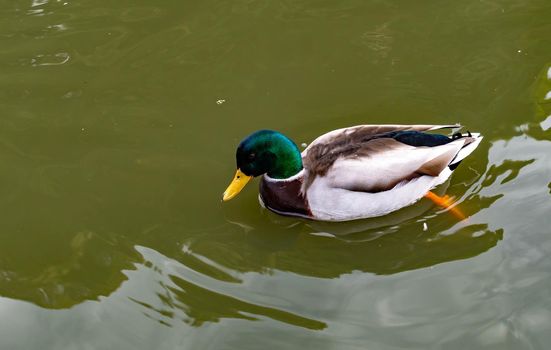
[{"left": 222, "top": 130, "right": 303, "bottom": 201}]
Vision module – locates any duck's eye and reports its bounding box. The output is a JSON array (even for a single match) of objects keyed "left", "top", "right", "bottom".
[{"left": 248, "top": 153, "right": 256, "bottom": 160}]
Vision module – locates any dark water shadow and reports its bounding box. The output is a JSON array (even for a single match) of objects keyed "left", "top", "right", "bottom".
[{"left": 220, "top": 207, "right": 503, "bottom": 277}]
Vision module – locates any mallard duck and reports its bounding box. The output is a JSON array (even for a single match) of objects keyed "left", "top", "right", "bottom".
[{"left": 223, "top": 124, "right": 482, "bottom": 221}]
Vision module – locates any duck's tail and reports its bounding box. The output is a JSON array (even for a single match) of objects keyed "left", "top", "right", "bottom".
[{"left": 449, "top": 132, "right": 483, "bottom": 170}]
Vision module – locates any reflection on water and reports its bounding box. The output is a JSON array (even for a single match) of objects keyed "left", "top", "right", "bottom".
[
  {"left": 129, "top": 254, "right": 326, "bottom": 330},
  {"left": 30, "top": 52, "right": 70, "bottom": 66},
  {"left": 0, "top": 230, "right": 139, "bottom": 308}
]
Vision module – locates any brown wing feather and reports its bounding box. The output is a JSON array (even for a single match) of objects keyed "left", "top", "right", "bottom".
[
  {"left": 305, "top": 124, "right": 459, "bottom": 151},
  {"left": 302, "top": 125, "right": 466, "bottom": 191},
  {"left": 303, "top": 124, "right": 459, "bottom": 177},
  {"left": 304, "top": 137, "right": 406, "bottom": 177}
]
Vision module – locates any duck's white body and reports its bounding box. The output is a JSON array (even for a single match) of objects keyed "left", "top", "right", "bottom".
[{"left": 260, "top": 124, "right": 482, "bottom": 222}]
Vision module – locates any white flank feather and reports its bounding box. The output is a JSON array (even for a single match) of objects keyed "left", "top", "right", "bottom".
[
  {"left": 324, "top": 141, "right": 462, "bottom": 192},
  {"left": 307, "top": 168, "right": 452, "bottom": 221}
]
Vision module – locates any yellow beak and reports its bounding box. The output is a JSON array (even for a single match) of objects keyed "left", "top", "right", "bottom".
[{"left": 222, "top": 169, "right": 253, "bottom": 201}]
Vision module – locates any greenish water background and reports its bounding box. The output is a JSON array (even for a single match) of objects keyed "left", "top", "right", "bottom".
[{"left": 1, "top": 0, "right": 551, "bottom": 349}]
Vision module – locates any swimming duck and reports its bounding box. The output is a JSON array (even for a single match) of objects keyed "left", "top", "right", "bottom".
[{"left": 223, "top": 124, "right": 482, "bottom": 221}]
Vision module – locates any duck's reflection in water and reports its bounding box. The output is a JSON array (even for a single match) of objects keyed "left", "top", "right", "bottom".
[{"left": 125, "top": 175, "right": 508, "bottom": 328}]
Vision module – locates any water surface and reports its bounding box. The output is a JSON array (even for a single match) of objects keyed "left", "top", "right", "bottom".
[{"left": 1, "top": 0, "right": 551, "bottom": 349}]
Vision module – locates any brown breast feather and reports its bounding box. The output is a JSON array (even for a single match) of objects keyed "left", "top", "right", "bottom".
[{"left": 259, "top": 176, "right": 312, "bottom": 217}]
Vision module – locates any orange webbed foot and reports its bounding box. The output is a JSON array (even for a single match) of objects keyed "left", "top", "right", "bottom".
[{"left": 424, "top": 191, "right": 466, "bottom": 220}]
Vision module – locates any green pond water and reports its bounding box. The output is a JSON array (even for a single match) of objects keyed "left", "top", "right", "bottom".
[{"left": 1, "top": 0, "right": 551, "bottom": 349}]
